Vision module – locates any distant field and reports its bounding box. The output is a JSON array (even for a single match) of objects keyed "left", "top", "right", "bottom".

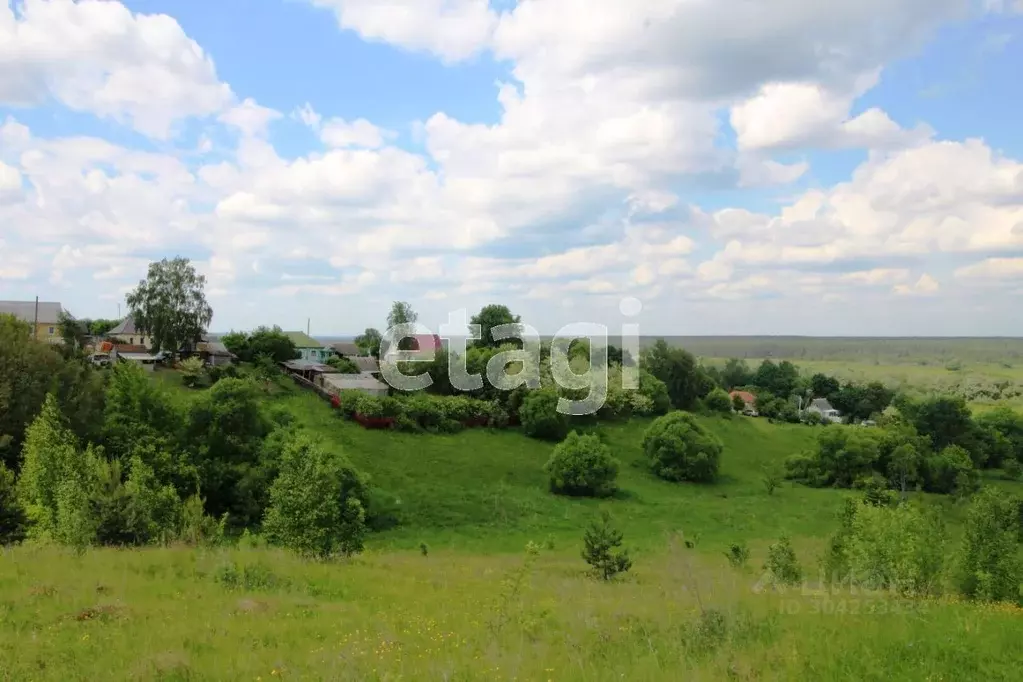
[{"left": 656, "top": 336, "right": 1023, "bottom": 365}]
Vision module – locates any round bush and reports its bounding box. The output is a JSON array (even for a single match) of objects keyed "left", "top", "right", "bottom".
[
  {"left": 642, "top": 411, "right": 723, "bottom": 483},
  {"left": 520, "top": 389, "right": 570, "bottom": 440},
  {"left": 544, "top": 431, "right": 619, "bottom": 497},
  {"left": 704, "top": 388, "right": 733, "bottom": 415}
]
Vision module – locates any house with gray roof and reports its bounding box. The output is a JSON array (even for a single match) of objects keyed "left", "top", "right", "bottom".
[{"left": 0, "top": 300, "right": 66, "bottom": 344}]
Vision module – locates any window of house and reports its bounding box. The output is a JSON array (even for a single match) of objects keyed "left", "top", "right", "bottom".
[
  {"left": 48, "top": 326, "right": 54, "bottom": 335},
  {"left": 129, "top": 337, "right": 134, "bottom": 345}
]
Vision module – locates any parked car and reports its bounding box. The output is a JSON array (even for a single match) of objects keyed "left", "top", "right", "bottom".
[{"left": 89, "top": 353, "right": 111, "bottom": 367}]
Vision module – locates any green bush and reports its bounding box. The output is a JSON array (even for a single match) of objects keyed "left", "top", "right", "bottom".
[
  {"left": 582, "top": 510, "right": 632, "bottom": 580},
  {"left": 955, "top": 487, "right": 1023, "bottom": 604},
  {"left": 845, "top": 502, "right": 946, "bottom": 597},
  {"left": 263, "top": 434, "right": 368, "bottom": 559},
  {"left": 17, "top": 394, "right": 99, "bottom": 548},
  {"left": 91, "top": 456, "right": 181, "bottom": 546},
  {"left": 520, "top": 389, "right": 570, "bottom": 441},
  {"left": 725, "top": 542, "right": 750, "bottom": 569},
  {"left": 0, "top": 462, "right": 27, "bottom": 545},
  {"left": 544, "top": 431, "right": 619, "bottom": 498},
  {"left": 704, "top": 388, "right": 733, "bottom": 415},
  {"left": 763, "top": 535, "right": 802, "bottom": 587},
  {"left": 1004, "top": 459, "right": 1022, "bottom": 480},
  {"left": 637, "top": 370, "right": 671, "bottom": 415},
  {"left": 642, "top": 411, "right": 723, "bottom": 483},
  {"left": 325, "top": 356, "right": 360, "bottom": 374},
  {"left": 179, "top": 357, "right": 206, "bottom": 388},
  {"left": 924, "top": 445, "right": 979, "bottom": 496}
]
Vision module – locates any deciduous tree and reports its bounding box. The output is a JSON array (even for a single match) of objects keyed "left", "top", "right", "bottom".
[{"left": 126, "top": 257, "right": 213, "bottom": 354}]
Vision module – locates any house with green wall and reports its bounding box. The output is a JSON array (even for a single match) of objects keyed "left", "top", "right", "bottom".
[{"left": 283, "top": 331, "right": 331, "bottom": 362}]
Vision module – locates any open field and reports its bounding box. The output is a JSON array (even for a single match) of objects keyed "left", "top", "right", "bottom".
[
  {"left": 6, "top": 372, "right": 1023, "bottom": 680},
  {"left": 3, "top": 543, "right": 1023, "bottom": 681}
]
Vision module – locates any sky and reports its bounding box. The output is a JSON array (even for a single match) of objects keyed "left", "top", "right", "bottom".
[{"left": 2, "top": 0, "right": 1023, "bottom": 337}]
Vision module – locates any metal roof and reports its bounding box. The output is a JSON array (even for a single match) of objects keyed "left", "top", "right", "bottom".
[
  {"left": 321, "top": 373, "right": 390, "bottom": 391},
  {"left": 0, "top": 300, "right": 64, "bottom": 325},
  {"left": 352, "top": 356, "right": 379, "bottom": 373},
  {"left": 331, "top": 341, "right": 361, "bottom": 356},
  {"left": 810, "top": 398, "right": 836, "bottom": 411},
  {"left": 282, "top": 359, "right": 334, "bottom": 372},
  {"left": 118, "top": 352, "right": 159, "bottom": 361},
  {"left": 107, "top": 315, "right": 141, "bottom": 336}
]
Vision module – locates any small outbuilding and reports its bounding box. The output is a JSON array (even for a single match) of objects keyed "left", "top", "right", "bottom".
[{"left": 320, "top": 373, "right": 390, "bottom": 398}]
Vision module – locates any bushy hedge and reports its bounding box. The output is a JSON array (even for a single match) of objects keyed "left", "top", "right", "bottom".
[
  {"left": 544, "top": 431, "right": 619, "bottom": 497},
  {"left": 334, "top": 391, "right": 505, "bottom": 433},
  {"left": 642, "top": 411, "right": 723, "bottom": 483},
  {"left": 520, "top": 389, "right": 570, "bottom": 441}
]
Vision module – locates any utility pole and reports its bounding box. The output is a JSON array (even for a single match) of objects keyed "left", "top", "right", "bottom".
[
  {"left": 307, "top": 318, "right": 310, "bottom": 336},
  {"left": 32, "top": 296, "right": 39, "bottom": 340}
]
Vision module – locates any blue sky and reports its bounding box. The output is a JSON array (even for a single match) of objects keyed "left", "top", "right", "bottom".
[{"left": 2, "top": 0, "right": 1023, "bottom": 337}]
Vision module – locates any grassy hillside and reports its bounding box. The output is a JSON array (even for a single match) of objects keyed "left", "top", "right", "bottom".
[
  {"left": 4, "top": 370, "right": 1021, "bottom": 680},
  {"left": 2, "top": 543, "right": 1022, "bottom": 681}
]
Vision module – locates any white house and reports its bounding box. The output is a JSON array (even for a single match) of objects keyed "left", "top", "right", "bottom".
[{"left": 807, "top": 398, "right": 842, "bottom": 423}]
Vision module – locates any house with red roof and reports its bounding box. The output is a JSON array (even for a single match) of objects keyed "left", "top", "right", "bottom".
[{"left": 729, "top": 390, "right": 758, "bottom": 416}]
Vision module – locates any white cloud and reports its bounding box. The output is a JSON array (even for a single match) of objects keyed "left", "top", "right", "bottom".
[
  {"left": 219, "top": 98, "right": 282, "bottom": 138},
  {"left": 699, "top": 139, "right": 1023, "bottom": 270},
  {"left": 320, "top": 118, "right": 392, "bottom": 149},
  {"left": 955, "top": 258, "right": 1023, "bottom": 281},
  {"left": 893, "top": 273, "right": 940, "bottom": 296},
  {"left": 1, "top": 0, "right": 232, "bottom": 137},
  {"left": 730, "top": 76, "right": 933, "bottom": 151},
  {"left": 0, "top": 160, "right": 23, "bottom": 202},
  {"left": 305, "top": 0, "right": 496, "bottom": 62}
]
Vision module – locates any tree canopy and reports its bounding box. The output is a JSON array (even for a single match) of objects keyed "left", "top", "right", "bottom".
[
  {"left": 470, "top": 304, "right": 522, "bottom": 349},
  {"left": 126, "top": 257, "right": 213, "bottom": 354}
]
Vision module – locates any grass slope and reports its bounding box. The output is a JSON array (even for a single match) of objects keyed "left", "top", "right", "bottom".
[
  {"left": 2, "top": 544, "right": 1022, "bottom": 681},
  {"left": 6, "top": 370, "right": 1017, "bottom": 679},
  {"left": 270, "top": 387, "right": 844, "bottom": 553}
]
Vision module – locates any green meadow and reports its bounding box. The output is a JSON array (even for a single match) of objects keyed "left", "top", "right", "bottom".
[{"left": 3, "top": 372, "right": 1023, "bottom": 681}]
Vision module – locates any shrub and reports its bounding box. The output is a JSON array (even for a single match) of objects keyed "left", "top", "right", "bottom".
[
  {"left": 857, "top": 473, "right": 897, "bottom": 508},
  {"left": 263, "top": 435, "right": 368, "bottom": 559},
  {"left": 642, "top": 411, "right": 723, "bottom": 483},
  {"left": 731, "top": 393, "right": 746, "bottom": 413},
  {"left": 814, "top": 427, "right": 880, "bottom": 488},
  {"left": 762, "top": 466, "right": 782, "bottom": 495},
  {"left": 638, "top": 370, "right": 672, "bottom": 415},
  {"left": 924, "top": 445, "right": 979, "bottom": 496},
  {"left": 629, "top": 393, "right": 655, "bottom": 416},
  {"left": 846, "top": 502, "right": 946, "bottom": 597},
  {"left": 544, "top": 431, "right": 620, "bottom": 498},
  {"left": 1004, "top": 459, "right": 1022, "bottom": 481},
  {"left": 179, "top": 357, "right": 206, "bottom": 388},
  {"left": 725, "top": 542, "right": 750, "bottom": 569},
  {"left": 582, "top": 510, "right": 632, "bottom": 580},
  {"left": 520, "top": 389, "right": 570, "bottom": 441},
  {"left": 0, "top": 462, "right": 27, "bottom": 545},
  {"left": 18, "top": 394, "right": 99, "bottom": 547},
  {"left": 91, "top": 456, "right": 181, "bottom": 546},
  {"left": 325, "top": 355, "right": 360, "bottom": 373},
  {"left": 177, "top": 494, "right": 226, "bottom": 547},
  {"left": 955, "top": 487, "right": 1023, "bottom": 604},
  {"left": 763, "top": 535, "right": 802, "bottom": 587},
  {"left": 704, "top": 388, "right": 733, "bottom": 415}
]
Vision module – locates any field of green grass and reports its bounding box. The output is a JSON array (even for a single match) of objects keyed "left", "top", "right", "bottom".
[{"left": 3, "top": 368, "right": 1023, "bottom": 680}]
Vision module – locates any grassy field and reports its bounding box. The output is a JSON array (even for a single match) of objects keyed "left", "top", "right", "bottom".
[{"left": 3, "top": 367, "right": 1023, "bottom": 680}]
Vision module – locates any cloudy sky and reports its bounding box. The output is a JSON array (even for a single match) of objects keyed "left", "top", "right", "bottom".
[{"left": 2, "top": 0, "right": 1023, "bottom": 336}]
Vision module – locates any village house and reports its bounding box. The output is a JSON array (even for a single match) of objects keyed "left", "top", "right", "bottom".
[
  {"left": 106, "top": 314, "right": 153, "bottom": 349},
  {"left": 728, "top": 390, "right": 758, "bottom": 416},
  {"left": 284, "top": 331, "right": 332, "bottom": 362},
  {"left": 0, "top": 300, "right": 66, "bottom": 344},
  {"left": 807, "top": 398, "right": 842, "bottom": 423}
]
